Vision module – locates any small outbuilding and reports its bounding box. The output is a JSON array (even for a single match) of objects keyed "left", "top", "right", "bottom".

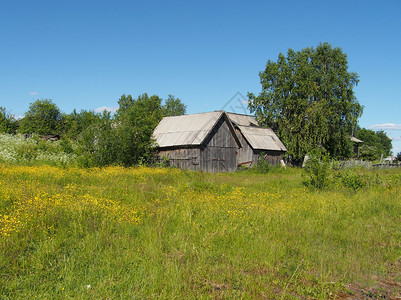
[
  {"left": 350, "top": 136, "right": 363, "bottom": 158},
  {"left": 153, "top": 111, "right": 242, "bottom": 172},
  {"left": 226, "top": 112, "right": 287, "bottom": 167}
]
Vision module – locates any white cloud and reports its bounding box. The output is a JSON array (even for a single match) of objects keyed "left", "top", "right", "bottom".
[
  {"left": 28, "top": 91, "right": 38, "bottom": 95},
  {"left": 369, "top": 123, "right": 401, "bottom": 130},
  {"left": 392, "top": 136, "right": 401, "bottom": 141},
  {"left": 94, "top": 106, "right": 118, "bottom": 113}
]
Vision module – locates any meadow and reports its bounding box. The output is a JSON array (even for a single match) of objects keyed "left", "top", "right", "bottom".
[{"left": 1, "top": 164, "right": 400, "bottom": 299}]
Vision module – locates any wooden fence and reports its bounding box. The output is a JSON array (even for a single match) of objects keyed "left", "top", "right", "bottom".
[{"left": 333, "top": 160, "right": 400, "bottom": 170}]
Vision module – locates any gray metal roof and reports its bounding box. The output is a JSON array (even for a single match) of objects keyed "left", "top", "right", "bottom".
[
  {"left": 238, "top": 125, "right": 287, "bottom": 151},
  {"left": 226, "top": 112, "right": 287, "bottom": 152},
  {"left": 226, "top": 112, "right": 258, "bottom": 127},
  {"left": 154, "top": 110, "right": 286, "bottom": 151},
  {"left": 153, "top": 111, "right": 240, "bottom": 148},
  {"left": 350, "top": 136, "right": 363, "bottom": 143}
]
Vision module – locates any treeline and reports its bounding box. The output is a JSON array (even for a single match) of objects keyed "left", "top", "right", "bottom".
[
  {"left": 354, "top": 127, "right": 393, "bottom": 161},
  {"left": 0, "top": 93, "right": 186, "bottom": 167}
]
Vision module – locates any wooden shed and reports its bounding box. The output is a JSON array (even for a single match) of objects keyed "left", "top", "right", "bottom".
[
  {"left": 227, "top": 112, "right": 287, "bottom": 167},
  {"left": 350, "top": 136, "right": 363, "bottom": 158},
  {"left": 153, "top": 111, "right": 242, "bottom": 172}
]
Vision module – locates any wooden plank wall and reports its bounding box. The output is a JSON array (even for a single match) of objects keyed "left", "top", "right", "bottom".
[
  {"left": 253, "top": 150, "right": 283, "bottom": 166},
  {"left": 200, "top": 117, "right": 238, "bottom": 173},
  {"left": 235, "top": 128, "right": 254, "bottom": 166},
  {"left": 235, "top": 128, "right": 284, "bottom": 167},
  {"left": 158, "top": 148, "right": 201, "bottom": 171}
]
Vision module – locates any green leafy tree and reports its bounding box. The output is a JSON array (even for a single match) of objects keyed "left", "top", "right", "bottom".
[
  {"left": 77, "top": 93, "right": 187, "bottom": 167},
  {"left": 248, "top": 43, "right": 363, "bottom": 165},
  {"left": 61, "top": 109, "right": 102, "bottom": 140},
  {"left": 358, "top": 145, "right": 379, "bottom": 161},
  {"left": 116, "top": 94, "right": 135, "bottom": 114},
  {"left": 115, "top": 93, "right": 186, "bottom": 166},
  {"left": 162, "top": 95, "right": 187, "bottom": 117},
  {"left": 19, "top": 99, "right": 63, "bottom": 135},
  {"left": 355, "top": 128, "right": 392, "bottom": 160},
  {"left": 116, "top": 93, "right": 163, "bottom": 165},
  {"left": 76, "top": 111, "right": 118, "bottom": 167},
  {"left": 396, "top": 152, "right": 401, "bottom": 163},
  {"left": 375, "top": 130, "right": 392, "bottom": 157},
  {"left": 0, "top": 107, "right": 17, "bottom": 134},
  {"left": 355, "top": 128, "right": 377, "bottom": 146}
]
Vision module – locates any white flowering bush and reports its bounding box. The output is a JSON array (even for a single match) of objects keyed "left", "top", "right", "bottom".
[{"left": 0, "top": 134, "right": 77, "bottom": 166}]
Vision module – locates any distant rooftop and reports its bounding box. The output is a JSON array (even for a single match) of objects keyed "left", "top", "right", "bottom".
[
  {"left": 226, "top": 112, "right": 258, "bottom": 127},
  {"left": 351, "top": 136, "right": 363, "bottom": 143}
]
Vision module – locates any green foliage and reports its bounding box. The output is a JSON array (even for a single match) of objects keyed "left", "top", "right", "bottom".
[
  {"left": 395, "top": 152, "right": 401, "bottom": 163},
  {"left": 355, "top": 127, "right": 376, "bottom": 146},
  {"left": 248, "top": 43, "right": 363, "bottom": 165},
  {"left": 376, "top": 130, "right": 392, "bottom": 156},
  {"left": 304, "top": 148, "right": 330, "bottom": 189},
  {"left": 355, "top": 128, "right": 392, "bottom": 160},
  {"left": 19, "top": 99, "right": 63, "bottom": 135},
  {"left": 239, "top": 154, "right": 271, "bottom": 174},
  {"left": 3, "top": 93, "right": 187, "bottom": 168},
  {"left": 253, "top": 153, "right": 270, "bottom": 173},
  {"left": 76, "top": 111, "right": 118, "bottom": 167},
  {"left": 0, "top": 134, "right": 76, "bottom": 165},
  {"left": 358, "top": 145, "right": 379, "bottom": 161},
  {"left": 156, "top": 156, "right": 171, "bottom": 168},
  {"left": 386, "top": 173, "right": 401, "bottom": 188},
  {"left": 77, "top": 92, "right": 185, "bottom": 167},
  {"left": 61, "top": 109, "right": 102, "bottom": 140},
  {"left": 59, "top": 138, "right": 74, "bottom": 154},
  {"left": 0, "top": 107, "right": 17, "bottom": 134},
  {"left": 7, "top": 93, "right": 187, "bottom": 168},
  {"left": 162, "top": 95, "right": 187, "bottom": 117},
  {"left": 114, "top": 93, "right": 186, "bottom": 166},
  {"left": 337, "top": 169, "right": 366, "bottom": 191},
  {"left": 115, "top": 93, "right": 163, "bottom": 166}
]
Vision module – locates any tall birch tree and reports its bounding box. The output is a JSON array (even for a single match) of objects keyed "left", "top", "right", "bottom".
[{"left": 248, "top": 43, "right": 363, "bottom": 164}]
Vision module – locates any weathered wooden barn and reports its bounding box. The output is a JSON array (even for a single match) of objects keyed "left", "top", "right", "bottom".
[
  {"left": 227, "top": 112, "right": 287, "bottom": 167},
  {"left": 153, "top": 111, "right": 242, "bottom": 172}
]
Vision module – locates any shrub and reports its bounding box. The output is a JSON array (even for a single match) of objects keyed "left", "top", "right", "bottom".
[
  {"left": 59, "top": 138, "right": 74, "bottom": 154},
  {"left": 337, "top": 169, "right": 366, "bottom": 191},
  {"left": 157, "top": 156, "right": 170, "bottom": 168},
  {"left": 0, "top": 134, "right": 76, "bottom": 166},
  {"left": 15, "top": 142, "right": 37, "bottom": 160},
  {"left": 254, "top": 154, "right": 270, "bottom": 173},
  {"left": 304, "top": 148, "right": 330, "bottom": 189}
]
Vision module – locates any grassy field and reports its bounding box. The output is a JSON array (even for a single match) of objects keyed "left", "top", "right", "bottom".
[{"left": 1, "top": 165, "right": 400, "bottom": 299}]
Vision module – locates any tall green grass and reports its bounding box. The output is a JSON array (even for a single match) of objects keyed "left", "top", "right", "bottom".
[{"left": 1, "top": 165, "right": 400, "bottom": 298}]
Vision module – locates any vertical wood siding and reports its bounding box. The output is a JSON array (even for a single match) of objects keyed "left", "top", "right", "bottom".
[
  {"left": 236, "top": 129, "right": 284, "bottom": 167},
  {"left": 253, "top": 150, "right": 284, "bottom": 166},
  {"left": 157, "top": 117, "right": 238, "bottom": 172},
  {"left": 200, "top": 117, "right": 238, "bottom": 173},
  {"left": 235, "top": 128, "right": 255, "bottom": 166},
  {"left": 158, "top": 148, "right": 201, "bottom": 171}
]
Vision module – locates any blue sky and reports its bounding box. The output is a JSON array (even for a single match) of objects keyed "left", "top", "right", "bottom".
[{"left": 1, "top": 0, "right": 400, "bottom": 153}]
